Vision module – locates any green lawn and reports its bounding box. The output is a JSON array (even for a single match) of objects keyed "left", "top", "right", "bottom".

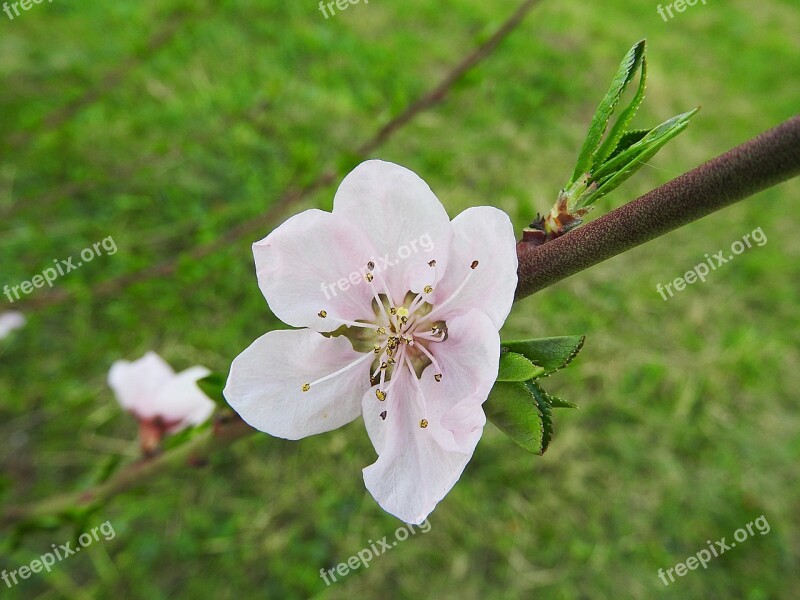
[{"left": 1, "top": 0, "right": 798, "bottom": 598}]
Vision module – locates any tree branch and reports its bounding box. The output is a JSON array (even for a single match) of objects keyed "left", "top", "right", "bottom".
[
  {"left": 5, "top": 117, "right": 799, "bottom": 531},
  {"left": 516, "top": 115, "right": 800, "bottom": 300}
]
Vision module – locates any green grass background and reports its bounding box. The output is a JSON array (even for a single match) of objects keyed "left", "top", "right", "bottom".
[{"left": 1, "top": 0, "right": 798, "bottom": 598}]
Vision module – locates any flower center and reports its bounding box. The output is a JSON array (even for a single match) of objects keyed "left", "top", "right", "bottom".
[{"left": 303, "top": 258, "right": 479, "bottom": 429}]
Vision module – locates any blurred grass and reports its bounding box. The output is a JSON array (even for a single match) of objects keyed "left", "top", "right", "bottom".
[{"left": 1, "top": 0, "right": 798, "bottom": 598}]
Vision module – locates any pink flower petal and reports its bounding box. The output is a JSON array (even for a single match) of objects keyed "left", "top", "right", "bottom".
[
  {"left": 430, "top": 206, "right": 517, "bottom": 329},
  {"left": 225, "top": 329, "right": 373, "bottom": 440},
  {"left": 361, "top": 310, "right": 499, "bottom": 523},
  {"left": 108, "top": 352, "right": 175, "bottom": 414},
  {"left": 362, "top": 365, "right": 486, "bottom": 525},
  {"left": 0, "top": 311, "right": 26, "bottom": 339},
  {"left": 332, "top": 160, "right": 452, "bottom": 300},
  {"left": 253, "top": 209, "right": 381, "bottom": 332},
  {"left": 153, "top": 366, "right": 215, "bottom": 431}
]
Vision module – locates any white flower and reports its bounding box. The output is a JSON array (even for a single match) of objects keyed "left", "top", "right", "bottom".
[
  {"left": 0, "top": 311, "right": 26, "bottom": 340},
  {"left": 109, "top": 352, "right": 215, "bottom": 451},
  {"left": 225, "top": 160, "right": 518, "bottom": 523}
]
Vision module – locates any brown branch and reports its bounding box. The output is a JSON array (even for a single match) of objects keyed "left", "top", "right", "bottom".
[
  {"left": 515, "top": 115, "right": 800, "bottom": 300},
  {"left": 4, "top": 116, "right": 800, "bottom": 530}
]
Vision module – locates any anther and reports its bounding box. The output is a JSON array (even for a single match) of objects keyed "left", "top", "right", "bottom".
[
  {"left": 380, "top": 362, "right": 388, "bottom": 370},
  {"left": 318, "top": 310, "right": 327, "bottom": 318},
  {"left": 428, "top": 260, "right": 436, "bottom": 267},
  {"left": 377, "top": 326, "right": 386, "bottom": 335},
  {"left": 365, "top": 272, "right": 374, "bottom": 282},
  {"left": 380, "top": 411, "right": 387, "bottom": 420},
  {"left": 471, "top": 260, "right": 479, "bottom": 269},
  {"left": 376, "top": 389, "right": 387, "bottom": 401},
  {"left": 419, "top": 419, "right": 429, "bottom": 429},
  {"left": 424, "top": 285, "right": 433, "bottom": 294},
  {"left": 302, "top": 383, "right": 311, "bottom": 392},
  {"left": 367, "top": 261, "right": 375, "bottom": 271},
  {"left": 373, "top": 344, "right": 381, "bottom": 353},
  {"left": 434, "top": 373, "right": 442, "bottom": 382}
]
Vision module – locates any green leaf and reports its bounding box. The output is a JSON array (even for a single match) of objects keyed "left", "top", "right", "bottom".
[
  {"left": 501, "top": 336, "right": 585, "bottom": 375},
  {"left": 571, "top": 40, "right": 646, "bottom": 182},
  {"left": 197, "top": 373, "right": 228, "bottom": 408},
  {"left": 606, "top": 128, "right": 650, "bottom": 161},
  {"left": 585, "top": 108, "right": 699, "bottom": 204},
  {"left": 527, "top": 381, "right": 554, "bottom": 454},
  {"left": 547, "top": 394, "right": 579, "bottom": 409},
  {"left": 593, "top": 55, "right": 648, "bottom": 168},
  {"left": 497, "top": 351, "right": 546, "bottom": 382},
  {"left": 485, "top": 381, "right": 543, "bottom": 454}
]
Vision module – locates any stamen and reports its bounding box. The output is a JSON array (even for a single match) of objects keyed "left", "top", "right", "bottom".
[
  {"left": 327, "top": 317, "right": 383, "bottom": 332},
  {"left": 305, "top": 351, "right": 375, "bottom": 390},
  {"left": 414, "top": 341, "right": 443, "bottom": 379},
  {"left": 405, "top": 354, "right": 429, "bottom": 428},
  {"left": 382, "top": 346, "right": 407, "bottom": 396},
  {"left": 414, "top": 330, "right": 446, "bottom": 343},
  {"left": 423, "top": 260, "right": 478, "bottom": 322},
  {"left": 368, "top": 267, "right": 398, "bottom": 323},
  {"left": 364, "top": 271, "right": 391, "bottom": 326}
]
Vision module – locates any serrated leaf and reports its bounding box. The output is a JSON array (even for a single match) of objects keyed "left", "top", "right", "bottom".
[
  {"left": 571, "top": 40, "right": 646, "bottom": 182},
  {"left": 197, "top": 373, "right": 227, "bottom": 408},
  {"left": 547, "top": 394, "right": 579, "bottom": 409},
  {"left": 485, "top": 381, "right": 543, "bottom": 454},
  {"left": 501, "top": 336, "right": 585, "bottom": 375},
  {"left": 593, "top": 55, "right": 648, "bottom": 168},
  {"left": 497, "top": 351, "right": 546, "bottom": 382},
  {"left": 585, "top": 108, "right": 698, "bottom": 204},
  {"left": 606, "top": 128, "right": 651, "bottom": 162},
  {"left": 527, "top": 381, "right": 554, "bottom": 454}
]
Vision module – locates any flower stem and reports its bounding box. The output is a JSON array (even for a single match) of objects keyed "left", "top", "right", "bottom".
[{"left": 516, "top": 115, "right": 800, "bottom": 301}]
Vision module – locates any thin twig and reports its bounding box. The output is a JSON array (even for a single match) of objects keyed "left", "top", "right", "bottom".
[{"left": 21, "top": 0, "right": 544, "bottom": 311}]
